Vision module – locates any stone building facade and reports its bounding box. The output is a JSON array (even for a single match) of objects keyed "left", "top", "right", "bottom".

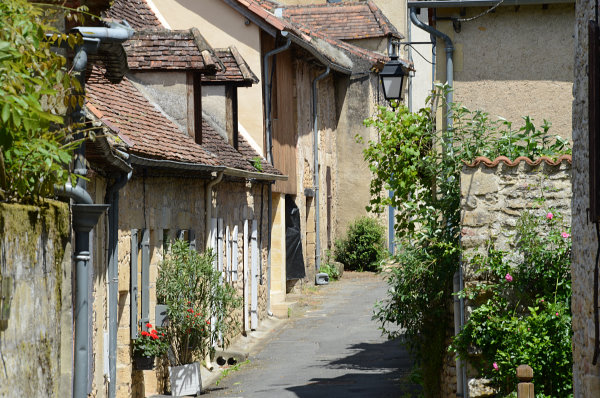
[{"left": 572, "top": 1, "right": 600, "bottom": 396}]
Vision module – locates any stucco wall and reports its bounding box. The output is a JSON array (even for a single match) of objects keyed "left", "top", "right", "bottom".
[
  {"left": 432, "top": 4, "right": 574, "bottom": 140},
  {"left": 87, "top": 175, "right": 270, "bottom": 398},
  {"left": 152, "top": 0, "right": 265, "bottom": 151},
  {"left": 457, "top": 159, "right": 572, "bottom": 397},
  {"left": 572, "top": 1, "right": 600, "bottom": 396},
  {"left": 0, "top": 201, "right": 72, "bottom": 398}
]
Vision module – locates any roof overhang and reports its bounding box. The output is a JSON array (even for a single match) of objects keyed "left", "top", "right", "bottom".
[{"left": 408, "top": 0, "right": 573, "bottom": 7}]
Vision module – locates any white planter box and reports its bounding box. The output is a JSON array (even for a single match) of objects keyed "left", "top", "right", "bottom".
[{"left": 169, "top": 362, "right": 202, "bottom": 396}]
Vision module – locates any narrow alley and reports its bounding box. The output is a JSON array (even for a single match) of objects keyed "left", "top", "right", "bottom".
[{"left": 204, "top": 272, "right": 420, "bottom": 397}]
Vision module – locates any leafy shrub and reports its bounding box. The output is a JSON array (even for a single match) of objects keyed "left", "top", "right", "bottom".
[
  {"left": 319, "top": 250, "right": 341, "bottom": 281},
  {"left": 362, "top": 85, "right": 571, "bottom": 395},
  {"left": 451, "top": 211, "right": 572, "bottom": 396},
  {"left": 0, "top": 0, "right": 84, "bottom": 203},
  {"left": 334, "top": 217, "right": 387, "bottom": 272},
  {"left": 156, "top": 240, "right": 241, "bottom": 366}
]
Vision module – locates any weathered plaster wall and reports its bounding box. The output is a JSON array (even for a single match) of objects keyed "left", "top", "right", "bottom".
[
  {"left": 0, "top": 201, "right": 72, "bottom": 398},
  {"left": 334, "top": 73, "right": 382, "bottom": 239},
  {"left": 153, "top": 0, "right": 265, "bottom": 151},
  {"left": 130, "top": 72, "right": 189, "bottom": 133},
  {"left": 432, "top": 4, "right": 574, "bottom": 140},
  {"left": 572, "top": 1, "right": 600, "bottom": 396},
  {"left": 455, "top": 159, "right": 572, "bottom": 397}
]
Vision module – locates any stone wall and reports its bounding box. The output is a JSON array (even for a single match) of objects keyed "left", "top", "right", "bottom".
[
  {"left": 449, "top": 157, "right": 572, "bottom": 397},
  {"left": 572, "top": 1, "right": 600, "bottom": 396},
  {"left": 87, "top": 174, "right": 270, "bottom": 398},
  {"left": 0, "top": 201, "right": 72, "bottom": 398}
]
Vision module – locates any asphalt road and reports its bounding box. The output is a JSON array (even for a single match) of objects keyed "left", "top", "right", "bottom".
[{"left": 204, "top": 272, "right": 420, "bottom": 398}]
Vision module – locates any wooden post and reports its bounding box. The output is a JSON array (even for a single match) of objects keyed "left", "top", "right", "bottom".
[{"left": 516, "top": 365, "right": 534, "bottom": 398}]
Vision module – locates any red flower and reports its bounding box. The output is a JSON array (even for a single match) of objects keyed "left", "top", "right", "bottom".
[
  {"left": 161, "top": 333, "right": 165, "bottom": 337},
  {"left": 151, "top": 334, "right": 158, "bottom": 340},
  {"left": 141, "top": 331, "right": 149, "bottom": 337},
  {"left": 151, "top": 329, "right": 158, "bottom": 336},
  {"left": 206, "top": 320, "right": 210, "bottom": 325}
]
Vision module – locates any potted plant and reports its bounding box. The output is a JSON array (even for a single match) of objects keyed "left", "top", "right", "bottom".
[
  {"left": 131, "top": 322, "right": 169, "bottom": 370},
  {"left": 156, "top": 240, "right": 240, "bottom": 396}
]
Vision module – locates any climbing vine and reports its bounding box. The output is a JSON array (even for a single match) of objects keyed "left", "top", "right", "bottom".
[{"left": 362, "top": 85, "right": 570, "bottom": 396}]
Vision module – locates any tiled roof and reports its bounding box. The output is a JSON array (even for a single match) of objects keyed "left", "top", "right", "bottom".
[
  {"left": 202, "top": 46, "right": 259, "bottom": 86},
  {"left": 85, "top": 67, "right": 280, "bottom": 175},
  {"left": 124, "top": 29, "right": 220, "bottom": 72},
  {"left": 283, "top": 1, "right": 401, "bottom": 41},
  {"left": 463, "top": 155, "right": 572, "bottom": 168},
  {"left": 86, "top": 67, "right": 218, "bottom": 166},
  {"left": 226, "top": 0, "right": 412, "bottom": 72},
  {"left": 103, "top": 0, "right": 163, "bottom": 30}
]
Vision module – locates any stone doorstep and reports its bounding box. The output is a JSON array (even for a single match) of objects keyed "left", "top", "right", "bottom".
[{"left": 270, "top": 300, "right": 298, "bottom": 318}]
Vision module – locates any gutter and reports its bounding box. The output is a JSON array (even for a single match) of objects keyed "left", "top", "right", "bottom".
[
  {"left": 407, "top": 0, "right": 573, "bottom": 7},
  {"left": 105, "top": 168, "right": 132, "bottom": 398},
  {"left": 409, "top": 7, "right": 466, "bottom": 397},
  {"left": 312, "top": 66, "right": 330, "bottom": 275},
  {"left": 52, "top": 21, "right": 133, "bottom": 398},
  {"left": 263, "top": 35, "right": 291, "bottom": 317}
]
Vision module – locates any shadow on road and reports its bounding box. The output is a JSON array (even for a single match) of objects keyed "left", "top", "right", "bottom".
[{"left": 286, "top": 339, "right": 422, "bottom": 398}]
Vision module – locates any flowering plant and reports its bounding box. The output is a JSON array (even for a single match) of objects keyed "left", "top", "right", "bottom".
[
  {"left": 156, "top": 240, "right": 241, "bottom": 366},
  {"left": 451, "top": 210, "right": 572, "bottom": 396},
  {"left": 132, "top": 322, "right": 169, "bottom": 357}
]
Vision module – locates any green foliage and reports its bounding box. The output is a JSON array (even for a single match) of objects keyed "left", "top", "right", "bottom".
[
  {"left": 451, "top": 211, "right": 572, "bottom": 396},
  {"left": 156, "top": 240, "right": 241, "bottom": 366},
  {"left": 319, "top": 250, "right": 341, "bottom": 281},
  {"left": 334, "top": 217, "right": 387, "bottom": 272},
  {"left": 132, "top": 322, "right": 169, "bottom": 357},
  {"left": 0, "top": 0, "right": 85, "bottom": 203},
  {"left": 251, "top": 156, "right": 263, "bottom": 172},
  {"left": 363, "top": 85, "right": 571, "bottom": 395}
]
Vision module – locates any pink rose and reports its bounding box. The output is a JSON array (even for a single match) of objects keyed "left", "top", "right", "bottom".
[
  {"left": 556, "top": 312, "right": 559, "bottom": 316},
  {"left": 493, "top": 362, "right": 499, "bottom": 371},
  {"left": 561, "top": 232, "right": 571, "bottom": 238},
  {"left": 547, "top": 212, "right": 553, "bottom": 220},
  {"left": 505, "top": 273, "right": 513, "bottom": 282}
]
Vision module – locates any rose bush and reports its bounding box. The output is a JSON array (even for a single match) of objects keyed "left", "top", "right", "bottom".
[{"left": 451, "top": 210, "right": 572, "bottom": 396}]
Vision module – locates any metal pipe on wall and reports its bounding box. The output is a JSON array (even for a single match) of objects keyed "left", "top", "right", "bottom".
[
  {"left": 312, "top": 66, "right": 330, "bottom": 274},
  {"left": 106, "top": 169, "right": 131, "bottom": 398},
  {"left": 263, "top": 33, "right": 290, "bottom": 314},
  {"left": 409, "top": 7, "right": 467, "bottom": 398}
]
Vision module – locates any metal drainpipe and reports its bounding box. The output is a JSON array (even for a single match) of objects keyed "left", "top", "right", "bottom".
[
  {"left": 312, "top": 66, "right": 330, "bottom": 275},
  {"left": 106, "top": 169, "right": 131, "bottom": 398},
  {"left": 263, "top": 33, "right": 290, "bottom": 315},
  {"left": 409, "top": 8, "right": 466, "bottom": 398},
  {"left": 70, "top": 44, "right": 110, "bottom": 398},
  {"left": 204, "top": 170, "right": 223, "bottom": 371},
  {"left": 51, "top": 23, "right": 133, "bottom": 398}
]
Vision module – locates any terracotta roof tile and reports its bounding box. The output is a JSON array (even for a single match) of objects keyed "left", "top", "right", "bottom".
[
  {"left": 124, "top": 29, "right": 219, "bottom": 72},
  {"left": 86, "top": 67, "right": 218, "bottom": 166},
  {"left": 463, "top": 155, "right": 572, "bottom": 168},
  {"left": 103, "top": 0, "right": 163, "bottom": 30},
  {"left": 202, "top": 46, "right": 259, "bottom": 86},
  {"left": 86, "top": 67, "right": 281, "bottom": 175},
  {"left": 283, "top": 1, "right": 401, "bottom": 40}
]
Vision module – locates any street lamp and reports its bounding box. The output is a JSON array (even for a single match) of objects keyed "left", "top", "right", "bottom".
[{"left": 379, "top": 54, "right": 406, "bottom": 102}]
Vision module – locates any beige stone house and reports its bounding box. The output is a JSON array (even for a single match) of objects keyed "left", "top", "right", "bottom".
[
  {"left": 141, "top": 0, "right": 410, "bottom": 309},
  {"left": 407, "top": 0, "right": 574, "bottom": 140},
  {"left": 82, "top": 22, "right": 285, "bottom": 397}
]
